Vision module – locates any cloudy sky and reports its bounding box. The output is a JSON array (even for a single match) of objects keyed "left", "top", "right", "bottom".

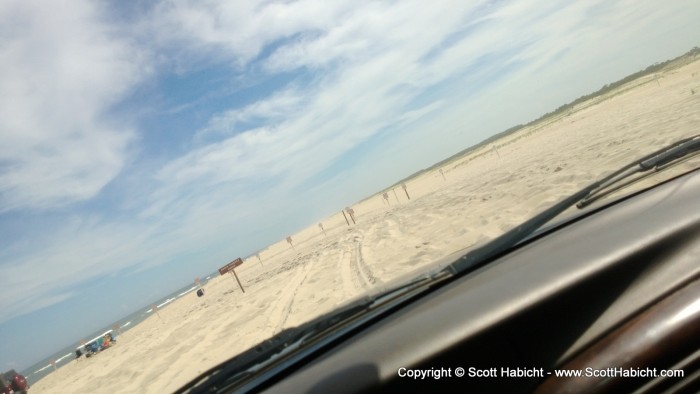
[{"left": 1, "top": 0, "right": 698, "bottom": 372}]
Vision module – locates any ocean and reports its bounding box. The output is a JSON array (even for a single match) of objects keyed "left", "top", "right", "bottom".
[{"left": 20, "top": 275, "right": 215, "bottom": 385}]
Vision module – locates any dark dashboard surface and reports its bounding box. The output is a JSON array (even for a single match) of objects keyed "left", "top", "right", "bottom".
[{"left": 262, "top": 168, "right": 700, "bottom": 393}]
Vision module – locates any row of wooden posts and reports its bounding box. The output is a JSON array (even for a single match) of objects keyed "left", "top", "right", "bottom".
[{"left": 202, "top": 170, "right": 454, "bottom": 303}]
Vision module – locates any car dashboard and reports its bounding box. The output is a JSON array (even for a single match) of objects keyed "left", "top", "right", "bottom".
[{"left": 255, "top": 167, "right": 700, "bottom": 393}]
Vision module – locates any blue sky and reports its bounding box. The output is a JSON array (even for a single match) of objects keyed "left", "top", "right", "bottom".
[{"left": 1, "top": 0, "right": 699, "bottom": 372}]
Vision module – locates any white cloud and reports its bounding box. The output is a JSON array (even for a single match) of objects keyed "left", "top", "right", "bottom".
[
  {"left": 0, "top": 0, "right": 147, "bottom": 212},
  {"left": 195, "top": 87, "right": 306, "bottom": 142},
  {"left": 0, "top": 217, "right": 134, "bottom": 321},
  {"left": 264, "top": 1, "right": 484, "bottom": 72},
  {"left": 0, "top": 210, "right": 225, "bottom": 323},
  {"left": 149, "top": 0, "right": 357, "bottom": 68}
]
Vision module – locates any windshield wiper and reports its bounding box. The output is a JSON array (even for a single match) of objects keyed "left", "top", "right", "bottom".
[
  {"left": 577, "top": 135, "right": 700, "bottom": 208},
  {"left": 449, "top": 134, "right": 700, "bottom": 275},
  {"left": 176, "top": 267, "right": 451, "bottom": 394}
]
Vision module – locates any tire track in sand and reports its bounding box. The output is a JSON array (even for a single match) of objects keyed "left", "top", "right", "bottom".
[
  {"left": 264, "top": 256, "right": 315, "bottom": 334},
  {"left": 339, "top": 233, "right": 380, "bottom": 298}
]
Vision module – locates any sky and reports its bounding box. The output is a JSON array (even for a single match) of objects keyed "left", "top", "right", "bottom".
[{"left": 1, "top": 0, "right": 699, "bottom": 372}]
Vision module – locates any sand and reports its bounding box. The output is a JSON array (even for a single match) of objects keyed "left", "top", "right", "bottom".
[{"left": 30, "top": 57, "right": 700, "bottom": 393}]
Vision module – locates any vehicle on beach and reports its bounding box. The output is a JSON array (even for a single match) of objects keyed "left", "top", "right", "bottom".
[
  {"left": 176, "top": 135, "right": 700, "bottom": 393},
  {"left": 0, "top": 370, "right": 29, "bottom": 394},
  {"left": 77, "top": 332, "right": 117, "bottom": 359}
]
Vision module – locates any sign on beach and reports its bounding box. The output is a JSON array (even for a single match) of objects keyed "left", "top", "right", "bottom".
[
  {"left": 401, "top": 183, "right": 411, "bottom": 200},
  {"left": 219, "top": 258, "right": 245, "bottom": 293},
  {"left": 218, "top": 258, "right": 243, "bottom": 275},
  {"left": 345, "top": 207, "right": 356, "bottom": 224}
]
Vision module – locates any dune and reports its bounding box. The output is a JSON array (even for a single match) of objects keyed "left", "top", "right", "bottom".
[{"left": 30, "top": 57, "right": 700, "bottom": 393}]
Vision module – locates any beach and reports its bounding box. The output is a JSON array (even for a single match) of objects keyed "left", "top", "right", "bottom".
[{"left": 30, "top": 57, "right": 700, "bottom": 393}]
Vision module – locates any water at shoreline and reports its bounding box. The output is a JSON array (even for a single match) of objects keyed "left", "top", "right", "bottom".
[{"left": 21, "top": 277, "right": 213, "bottom": 385}]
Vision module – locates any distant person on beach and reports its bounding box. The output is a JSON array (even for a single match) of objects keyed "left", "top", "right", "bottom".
[
  {"left": 87, "top": 341, "right": 99, "bottom": 354},
  {"left": 102, "top": 334, "right": 112, "bottom": 349}
]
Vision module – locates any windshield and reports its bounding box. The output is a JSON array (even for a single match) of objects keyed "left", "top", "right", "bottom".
[{"left": 1, "top": 2, "right": 699, "bottom": 393}]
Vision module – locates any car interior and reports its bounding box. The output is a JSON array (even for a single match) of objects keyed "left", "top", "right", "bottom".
[{"left": 256, "top": 166, "right": 700, "bottom": 393}]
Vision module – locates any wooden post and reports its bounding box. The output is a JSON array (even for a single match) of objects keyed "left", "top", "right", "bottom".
[
  {"left": 393, "top": 188, "right": 400, "bottom": 203},
  {"left": 346, "top": 208, "right": 356, "bottom": 224},
  {"left": 402, "top": 183, "right": 411, "bottom": 200},
  {"left": 230, "top": 270, "right": 245, "bottom": 293},
  {"left": 342, "top": 210, "right": 350, "bottom": 226},
  {"left": 220, "top": 258, "right": 244, "bottom": 292}
]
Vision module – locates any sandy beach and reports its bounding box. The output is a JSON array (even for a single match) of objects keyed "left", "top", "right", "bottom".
[{"left": 30, "top": 57, "right": 700, "bottom": 393}]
